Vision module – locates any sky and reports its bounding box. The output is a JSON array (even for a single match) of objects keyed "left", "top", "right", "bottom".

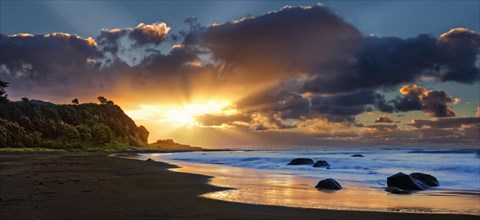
[{"left": 0, "top": 1, "right": 479, "bottom": 148}]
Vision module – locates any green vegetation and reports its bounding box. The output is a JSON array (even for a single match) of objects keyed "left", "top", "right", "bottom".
[{"left": 0, "top": 80, "right": 149, "bottom": 151}]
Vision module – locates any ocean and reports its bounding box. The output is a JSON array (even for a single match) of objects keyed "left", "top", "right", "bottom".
[
  {"left": 158, "top": 148, "right": 480, "bottom": 191},
  {"left": 130, "top": 148, "right": 480, "bottom": 214}
]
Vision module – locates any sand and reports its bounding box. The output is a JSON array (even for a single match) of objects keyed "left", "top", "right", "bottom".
[{"left": 0, "top": 153, "right": 477, "bottom": 220}]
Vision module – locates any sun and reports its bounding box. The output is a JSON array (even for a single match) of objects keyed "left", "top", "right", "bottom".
[{"left": 125, "top": 100, "right": 234, "bottom": 127}]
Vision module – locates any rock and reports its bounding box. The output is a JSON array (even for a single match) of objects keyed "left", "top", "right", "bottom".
[
  {"left": 287, "top": 158, "right": 314, "bottom": 165},
  {"left": 351, "top": 154, "right": 364, "bottom": 157},
  {"left": 146, "top": 158, "right": 154, "bottom": 162},
  {"left": 385, "top": 187, "right": 412, "bottom": 194},
  {"left": 410, "top": 173, "right": 439, "bottom": 187},
  {"left": 387, "top": 172, "right": 427, "bottom": 190},
  {"left": 315, "top": 178, "right": 342, "bottom": 190},
  {"left": 313, "top": 160, "right": 330, "bottom": 168}
]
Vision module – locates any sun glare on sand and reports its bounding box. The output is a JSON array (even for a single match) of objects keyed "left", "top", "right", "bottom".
[{"left": 126, "top": 100, "right": 235, "bottom": 127}]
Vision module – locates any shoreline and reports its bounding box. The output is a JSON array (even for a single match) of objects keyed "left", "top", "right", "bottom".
[
  {"left": 131, "top": 153, "right": 480, "bottom": 216},
  {"left": 0, "top": 153, "right": 478, "bottom": 220}
]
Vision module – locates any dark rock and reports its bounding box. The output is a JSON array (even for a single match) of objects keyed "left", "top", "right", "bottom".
[
  {"left": 410, "top": 173, "right": 439, "bottom": 187},
  {"left": 386, "top": 187, "right": 413, "bottom": 194},
  {"left": 146, "top": 158, "right": 154, "bottom": 162},
  {"left": 351, "top": 154, "right": 364, "bottom": 157},
  {"left": 313, "top": 160, "right": 330, "bottom": 168},
  {"left": 387, "top": 172, "right": 427, "bottom": 190},
  {"left": 315, "top": 178, "right": 342, "bottom": 190},
  {"left": 287, "top": 158, "right": 314, "bottom": 165}
]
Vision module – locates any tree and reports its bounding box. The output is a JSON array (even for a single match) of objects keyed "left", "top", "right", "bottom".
[
  {"left": 91, "top": 123, "right": 112, "bottom": 144},
  {"left": 76, "top": 124, "right": 92, "bottom": 141},
  {"left": 0, "top": 80, "right": 9, "bottom": 103},
  {"left": 58, "top": 123, "right": 80, "bottom": 142},
  {"left": 97, "top": 96, "right": 107, "bottom": 104},
  {"left": 72, "top": 98, "right": 79, "bottom": 105}
]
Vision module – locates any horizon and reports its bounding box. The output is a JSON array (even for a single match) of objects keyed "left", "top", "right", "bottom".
[{"left": 1, "top": 1, "right": 479, "bottom": 148}]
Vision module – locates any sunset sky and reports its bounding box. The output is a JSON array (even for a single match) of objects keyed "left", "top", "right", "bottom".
[{"left": 1, "top": 1, "right": 479, "bottom": 148}]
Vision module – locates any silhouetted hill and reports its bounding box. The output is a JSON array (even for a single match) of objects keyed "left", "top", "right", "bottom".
[{"left": 0, "top": 100, "right": 149, "bottom": 151}]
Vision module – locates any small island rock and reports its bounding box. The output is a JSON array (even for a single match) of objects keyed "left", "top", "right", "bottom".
[
  {"left": 410, "top": 173, "right": 439, "bottom": 187},
  {"left": 387, "top": 172, "right": 427, "bottom": 190},
  {"left": 315, "top": 178, "right": 342, "bottom": 190},
  {"left": 351, "top": 154, "right": 364, "bottom": 157},
  {"left": 313, "top": 160, "right": 330, "bottom": 168},
  {"left": 287, "top": 158, "right": 314, "bottom": 165}
]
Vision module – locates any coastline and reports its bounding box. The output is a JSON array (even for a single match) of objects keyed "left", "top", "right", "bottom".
[
  {"left": 0, "top": 153, "right": 477, "bottom": 220},
  {"left": 131, "top": 152, "right": 480, "bottom": 215}
]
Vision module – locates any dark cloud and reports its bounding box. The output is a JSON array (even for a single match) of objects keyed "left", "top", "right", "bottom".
[
  {"left": 310, "top": 89, "right": 388, "bottom": 121},
  {"left": 185, "top": 4, "right": 362, "bottom": 81},
  {"left": 303, "top": 29, "right": 480, "bottom": 94},
  {"left": 375, "top": 115, "right": 393, "bottom": 123},
  {"left": 0, "top": 33, "right": 101, "bottom": 96},
  {"left": 235, "top": 89, "right": 310, "bottom": 120},
  {"left": 392, "top": 85, "right": 455, "bottom": 117},
  {"left": 438, "top": 28, "right": 480, "bottom": 82},
  {"left": 421, "top": 90, "right": 455, "bottom": 117}
]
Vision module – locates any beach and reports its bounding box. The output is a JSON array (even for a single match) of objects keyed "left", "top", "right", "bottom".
[
  {"left": 137, "top": 149, "right": 480, "bottom": 215},
  {"left": 0, "top": 153, "right": 477, "bottom": 220}
]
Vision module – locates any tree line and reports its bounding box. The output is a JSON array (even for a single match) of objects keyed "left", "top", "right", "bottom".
[{"left": 0, "top": 80, "right": 149, "bottom": 150}]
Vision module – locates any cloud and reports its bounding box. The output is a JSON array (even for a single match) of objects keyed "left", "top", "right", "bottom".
[
  {"left": 98, "top": 22, "right": 170, "bottom": 50},
  {"left": 195, "top": 114, "right": 251, "bottom": 126},
  {"left": 453, "top": 98, "right": 461, "bottom": 105},
  {"left": 1, "top": 4, "right": 479, "bottom": 147},
  {"left": 438, "top": 28, "right": 480, "bottom": 82},
  {"left": 184, "top": 4, "right": 362, "bottom": 82},
  {"left": 476, "top": 106, "right": 480, "bottom": 117},
  {"left": 375, "top": 115, "right": 393, "bottom": 123},
  {"left": 303, "top": 28, "right": 480, "bottom": 94},
  {"left": 392, "top": 85, "right": 455, "bottom": 117},
  {"left": 310, "top": 89, "right": 383, "bottom": 120},
  {"left": 130, "top": 22, "right": 171, "bottom": 45},
  {"left": 0, "top": 33, "right": 101, "bottom": 97},
  {"left": 409, "top": 117, "right": 480, "bottom": 128}
]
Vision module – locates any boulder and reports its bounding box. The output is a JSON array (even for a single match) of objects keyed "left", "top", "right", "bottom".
[
  {"left": 146, "top": 158, "right": 154, "bottom": 162},
  {"left": 287, "top": 158, "right": 314, "bottom": 165},
  {"left": 315, "top": 178, "right": 342, "bottom": 190},
  {"left": 387, "top": 172, "right": 427, "bottom": 190},
  {"left": 410, "top": 173, "right": 439, "bottom": 187},
  {"left": 351, "top": 154, "right": 364, "bottom": 157},
  {"left": 313, "top": 160, "right": 330, "bottom": 168},
  {"left": 385, "top": 187, "right": 412, "bottom": 194}
]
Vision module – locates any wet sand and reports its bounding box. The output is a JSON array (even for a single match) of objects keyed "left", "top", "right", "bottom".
[{"left": 0, "top": 153, "right": 477, "bottom": 220}]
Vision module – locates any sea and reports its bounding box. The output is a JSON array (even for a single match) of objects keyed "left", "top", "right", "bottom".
[{"left": 128, "top": 147, "right": 480, "bottom": 215}]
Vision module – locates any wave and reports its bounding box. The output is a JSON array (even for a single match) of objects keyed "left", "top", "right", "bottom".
[
  {"left": 158, "top": 148, "right": 480, "bottom": 191},
  {"left": 408, "top": 149, "right": 480, "bottom": 154}
]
